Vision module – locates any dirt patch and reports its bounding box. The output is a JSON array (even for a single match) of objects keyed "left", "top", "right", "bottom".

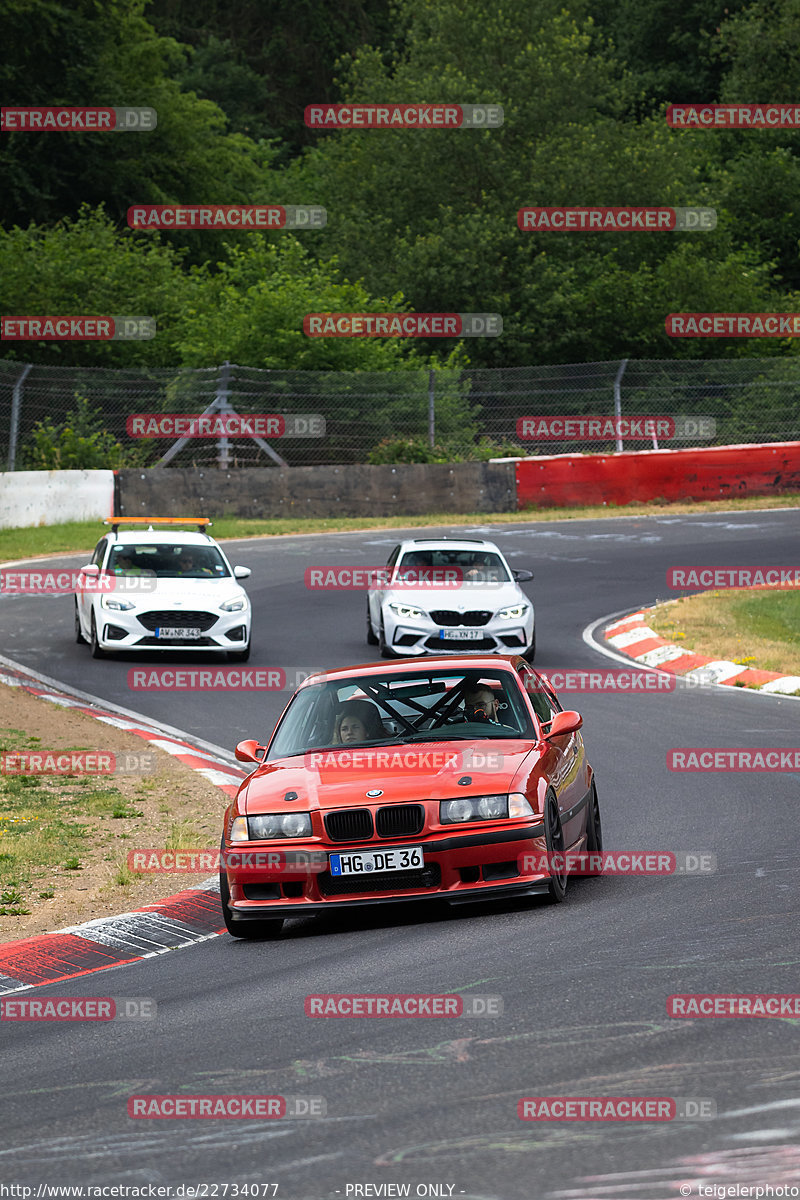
[{"left": 0, "top": 682, "right": 232, "bottom": 943}]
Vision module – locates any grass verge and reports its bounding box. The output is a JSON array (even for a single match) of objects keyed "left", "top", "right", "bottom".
[
  {"left": 649, "top": 589, "right": 800, "bottom": 679},
  {"left": 0, "top": 687, "right": 228, "bottom": 942},
  {"left": 2, "top": 494, "right": 800, "bottom": 561}
]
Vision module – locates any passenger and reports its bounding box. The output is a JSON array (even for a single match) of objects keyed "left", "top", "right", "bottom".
[{"left": 333, "top": 699, "right": 386, "bottom": 744}]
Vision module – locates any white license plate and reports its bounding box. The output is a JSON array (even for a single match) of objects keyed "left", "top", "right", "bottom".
[
  {"left": 440, "top": 628, "right": 482, "bottom": 640},
  {"left": 156, "top": 627, "right": 202, "bottom": 639},
  {"left": 329, "top": 845, "right": 424, "bottom": 876}
]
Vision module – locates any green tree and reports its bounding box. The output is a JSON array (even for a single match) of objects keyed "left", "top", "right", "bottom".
[
  {"left": 0, "top": 0, "right": 269, "bottom": 230},
  {"left": 0, "top": 207, "right": 192, "bottom": 366}
]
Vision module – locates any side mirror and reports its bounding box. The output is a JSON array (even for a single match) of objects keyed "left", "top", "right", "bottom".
[
  {"left": 233, "top": 565, "right": 251, "bottom": 579},
  {"left": 80, "top": 564, "right": 100, "bottom": 576},
  {"left": 544, "top": 710, "right": 583, "bottom": 739},
  {"left": 235, "top": 739, "right": 266, "bottom": 763},
  {"left": 512, "top": 568, "right": 534, "bottom": 582}
]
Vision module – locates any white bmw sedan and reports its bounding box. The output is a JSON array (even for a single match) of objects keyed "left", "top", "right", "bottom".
[
  {"left": 74, "top": 519, "right": 252, "bottom": 660},
  {"left": 367, "top": 538, "right": 535, "bottom": 660}
]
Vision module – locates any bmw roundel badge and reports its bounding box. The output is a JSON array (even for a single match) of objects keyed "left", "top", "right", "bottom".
[{"left": 366, "top": 789, "right": 383, "bottom": 797}]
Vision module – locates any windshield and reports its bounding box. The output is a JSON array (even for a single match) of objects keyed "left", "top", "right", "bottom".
[
  {"left": 267, "top": 668, "right": 535, "bottom": 760},
  {"left": 395, "top": 550, "right": 510, "bottom": 583},
  {"left": 107, "top": 543, "right": 230, "bottom": 579}
]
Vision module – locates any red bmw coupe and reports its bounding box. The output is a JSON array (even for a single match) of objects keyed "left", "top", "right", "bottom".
[{"left": 220, "top": 655, "right": 601, "bottom": 937}]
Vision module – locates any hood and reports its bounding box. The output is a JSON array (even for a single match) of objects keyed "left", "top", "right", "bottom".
[
  {"left": 383, "top": 583, "right": 524, "bottom": 611},
  {"left": 242, "top": 739, "right": 542, "bottom": 813},
  {"left": 134, "top": 578, "right": 245, "bottom": 607}
]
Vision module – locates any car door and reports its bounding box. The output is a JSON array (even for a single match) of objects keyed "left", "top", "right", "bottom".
[
  {"left": 369, "top": 544, "right": 400, "bottom": 631},
  {"left": 79, "top": 537, "right": 107, "bottom": 634},
  {"left": 520, "top": 666, "right": 585, "bottom": 847}
]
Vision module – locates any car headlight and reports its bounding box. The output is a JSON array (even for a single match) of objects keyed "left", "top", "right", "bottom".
[
  {"left": 248, "top": 812, "right": 312, "bottom": 839},
  {"left": 229, "top": 816, "right": 249, "bottom": 842},
  {"left": 497, "top": 604, "right": 529, "bottom": 620},
  {"left": 220, "top": 596, "right": 247, "bottom": 612},
  {"left": 508, "top": 792, "right": 535, "bottom": 819},
  {"left": 440, "top": 794, "right": 509, "bottom": 823},
  {"left": 389, "top": 602, "right": 426, "bottom": 619},
  {"left": 102, "top": 597, "right": 135, "bottom": 611}
]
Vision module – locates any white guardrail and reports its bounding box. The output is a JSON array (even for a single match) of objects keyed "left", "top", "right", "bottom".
[{"left": 0, "top": 469, "right": 114, "bottom": 530}]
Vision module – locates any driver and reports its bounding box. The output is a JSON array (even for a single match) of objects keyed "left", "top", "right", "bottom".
[{"left": 463, "top": 685, "right": 500, "bottom": 723}]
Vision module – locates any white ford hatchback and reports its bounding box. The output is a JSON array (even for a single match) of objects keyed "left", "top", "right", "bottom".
[{"left": 74, "top": 518, "right": 252, "bottom": 661}]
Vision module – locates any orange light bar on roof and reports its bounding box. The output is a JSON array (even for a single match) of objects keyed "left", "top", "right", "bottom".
[{"left": 104, "top": 516, "right": 212, "bottom": 533}]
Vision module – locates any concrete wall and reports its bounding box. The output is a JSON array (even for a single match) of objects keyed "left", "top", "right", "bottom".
[
  {"left": 0, "top": 469, "right": 114, "bottom": 529},
  {"left": 116, "top": 462, "right": 518, "bottom": 519}
]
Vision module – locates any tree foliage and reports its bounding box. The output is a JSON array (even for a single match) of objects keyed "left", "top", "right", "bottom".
[{"left": 2, "top": 0, "right": 799, "bottom": 373}]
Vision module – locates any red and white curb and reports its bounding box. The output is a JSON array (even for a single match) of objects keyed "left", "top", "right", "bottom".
[
  {"left": 0, "top": 657, "right": 247, "bottom": 993},
  {"left": 604, "top": 609, "right": 800, "bottom": 695}
]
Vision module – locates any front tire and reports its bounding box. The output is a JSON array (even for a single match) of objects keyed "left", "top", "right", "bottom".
[
  {"left": 74, "top": 600, "right": 87, "bottom": 644},
  {"left": 228, "top": 642, "right": 251, "bottom": 662},
  {"left": 366, "top": 601, "right": 378, "bottom": 645},
  {"left": 544, "top": 790, "right": 567, "bottom": 903},
  {"left": 219, "top": 860, "right": 284, "bottom": 939},
  {"left": 378, "top": 616, "right": 395, "bottom": 659},
  {"left": 523, "top": 630, "right": 536, "bottom": 662},
  {"left": 584, "top": 780, "right": 603, "bottom": 874},
  {"left": 90, "top": 612, "right": 105, "bottom": 659}
]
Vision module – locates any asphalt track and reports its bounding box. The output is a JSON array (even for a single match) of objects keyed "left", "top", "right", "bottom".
[{"left": 1, "top": 509, "right": 799, "bottom": 1199}]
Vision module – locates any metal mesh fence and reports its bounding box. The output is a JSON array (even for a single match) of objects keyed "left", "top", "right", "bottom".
[{"left": 1, "top": 356, "right": 798, "bottom": 469}]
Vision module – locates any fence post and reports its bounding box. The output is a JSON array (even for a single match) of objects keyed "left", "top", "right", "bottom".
[
  {"left": 428, "top": 368, "right": 436, "bottom": 448},
  {"left": 613, "top": 358, "right": 628, "bottom": 453},
  {"left": 216, "top": 360, "right": 232, "bottom": 469},
  {"left": 7, "top": 362, "right": 32, "bottom": 471}
]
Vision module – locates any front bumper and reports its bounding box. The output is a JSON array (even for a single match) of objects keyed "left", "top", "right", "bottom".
[
  {"left": 223, "top": 821, "right": 550, "bottom": 921},
  {"left": 386, "top": 614, "right": 535, "bottom": 656},
  {"left": 94, "top": 605, "right": 250, "bottom": 651}
]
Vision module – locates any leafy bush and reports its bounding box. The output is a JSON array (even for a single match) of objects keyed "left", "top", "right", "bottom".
[
  {"left": 367, "top": 436, "right": 529, "bottom": 464},
  {"left": 20, "top": 396, "right": 149, "bottom": 470}
]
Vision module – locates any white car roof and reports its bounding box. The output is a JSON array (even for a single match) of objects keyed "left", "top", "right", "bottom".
[
  {"left": 397, "top": 538, "right": 502, "bottom": 553},
  {"left": 107, "top": 530, "right": 217, "bottom": 547}
]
